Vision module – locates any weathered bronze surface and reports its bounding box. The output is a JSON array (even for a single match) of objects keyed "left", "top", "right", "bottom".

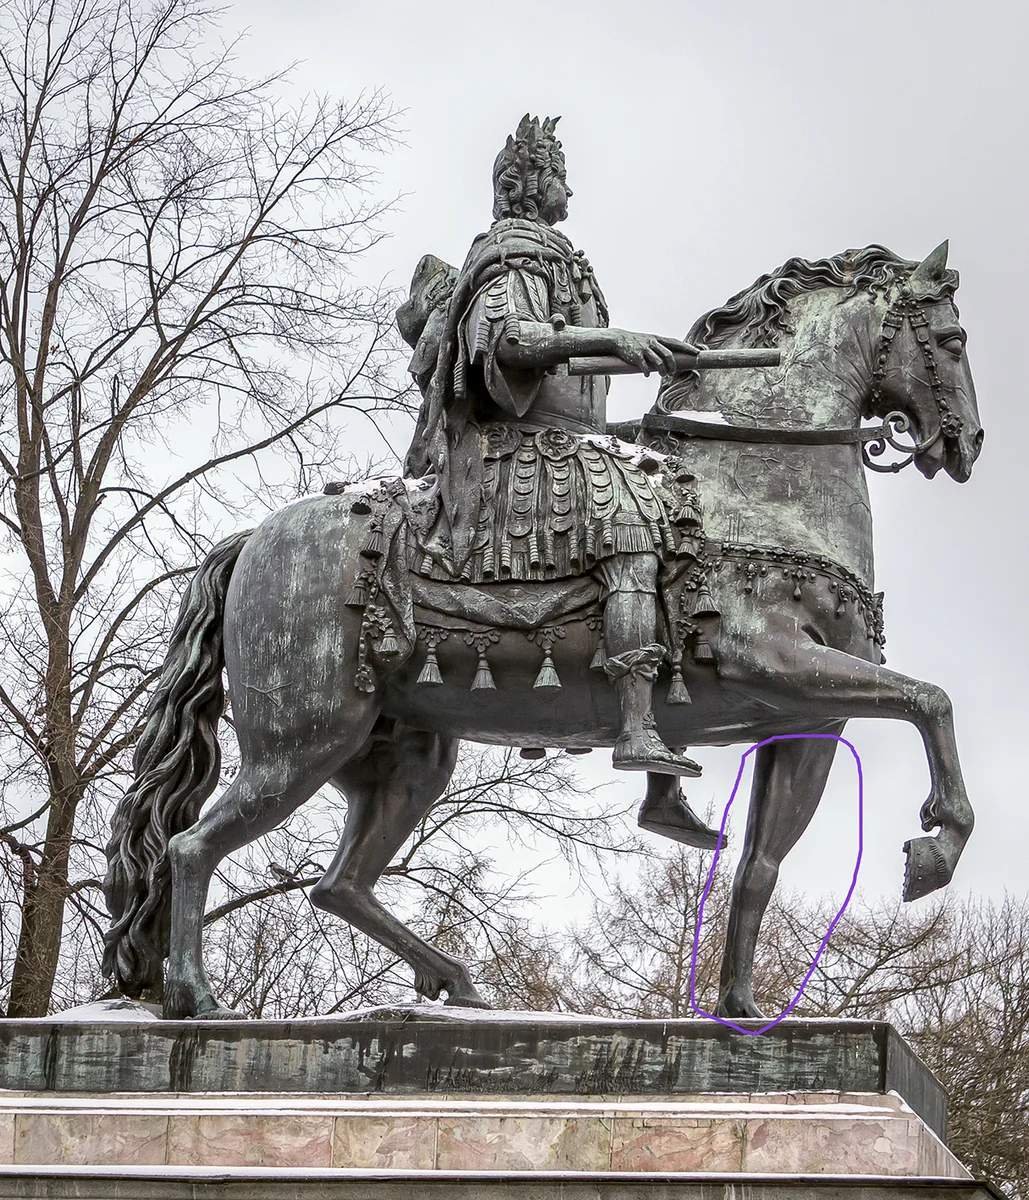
[{"left": 103, "top": 115, "right": 984, "bottom": 1022}]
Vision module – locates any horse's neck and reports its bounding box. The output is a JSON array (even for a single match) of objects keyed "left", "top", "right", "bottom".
[
  {"left": 697, "top": 289, "right": 873, "bottom": 430},
  {"left": 683, "top": 289, "right": 878, "bottom": 585}
]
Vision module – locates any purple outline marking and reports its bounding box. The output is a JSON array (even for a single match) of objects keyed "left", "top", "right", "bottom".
[{"left": 688, "top": 732, "right": 863, "bottom": 1035}]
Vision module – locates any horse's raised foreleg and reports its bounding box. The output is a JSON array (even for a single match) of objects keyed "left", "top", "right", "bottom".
[
  {"left": 726, "top": 642, "right": 974, "bottom": 902},
  {"left": 311, "top": 724, "right": 489, "bottom": 1008},
  {"left": 717, "top": 728, "right": 842, "bottom": 1018}
]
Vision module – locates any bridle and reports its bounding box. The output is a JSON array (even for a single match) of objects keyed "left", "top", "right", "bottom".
[
  {"left": 647, "top": 280, "right": 964, "bottom": 475},
  {"left": 863, "top": 283, "right": 964, "bottom": 471}
]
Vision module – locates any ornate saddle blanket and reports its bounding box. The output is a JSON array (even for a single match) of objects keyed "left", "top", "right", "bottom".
[{"left": 330, "top": 432, "right": 715, "bottom": 695}]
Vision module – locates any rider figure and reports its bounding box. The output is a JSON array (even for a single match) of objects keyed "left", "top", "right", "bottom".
[{"left": 399, "top": 114, "right": 709, "bottom": 790}]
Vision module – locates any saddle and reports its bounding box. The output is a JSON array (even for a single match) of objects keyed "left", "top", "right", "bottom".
[{"left": 326, "top": 470, "right": 719, "bottom": 701}]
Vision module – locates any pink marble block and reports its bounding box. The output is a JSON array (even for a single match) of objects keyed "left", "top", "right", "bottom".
[
  {"left": 14, "top": 1113, "right": 168, "bottom": 1166},
  {"left": 743, "top": 1113, "right": 924, "bottom": 1174},
  {"left": 331, "top": 1114, "right": 436, "bottom": 1169},
  {"left": 610, "top": 1116, "right": 745, "bottom": 1171},
  {"left": 435, "top": 1115, "right": 611, "bottom": 1171},
  {"left": 166, "top": 1114, "right": 334, "bottom": 1167}
]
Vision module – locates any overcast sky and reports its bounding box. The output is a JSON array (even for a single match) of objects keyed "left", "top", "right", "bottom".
[{"left": 221, "top": 0, "right": 1028, "bottom": 914}]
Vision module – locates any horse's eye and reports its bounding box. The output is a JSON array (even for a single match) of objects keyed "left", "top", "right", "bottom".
[{"left": 940, "top": 335, "right": 964, "bottom": 358}]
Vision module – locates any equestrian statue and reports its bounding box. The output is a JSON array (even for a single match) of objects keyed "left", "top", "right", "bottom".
[{"left": 103, "top": 114, "right": 984, "bottom": 1020}]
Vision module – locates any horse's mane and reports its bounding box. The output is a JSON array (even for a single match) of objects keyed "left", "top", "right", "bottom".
[
  {"left": 658, "top": 244, "right": 915, "bottom": 411},
  {"left": 689, "top": 244, "right": 913, "bottom": 348}
]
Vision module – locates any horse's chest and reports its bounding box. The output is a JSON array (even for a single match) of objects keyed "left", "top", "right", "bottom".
[{"left": 682, "top": 441, "right": 874, "bottom": 584}]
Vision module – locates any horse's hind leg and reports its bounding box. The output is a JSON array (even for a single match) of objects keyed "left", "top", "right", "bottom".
[
  {"left": 164, "top": 749, "right": 357, "bottom": 1019},
  {"left": 717, "top": 728, "right": 842, "bottom": 1019},
  {"left": 311, "top": 724, "right": 488, "bottom": 1008}
]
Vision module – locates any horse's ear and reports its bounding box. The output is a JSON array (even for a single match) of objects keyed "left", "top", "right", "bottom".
[{"left": 909, "top": 240, "right": 950, "bottom": 288}]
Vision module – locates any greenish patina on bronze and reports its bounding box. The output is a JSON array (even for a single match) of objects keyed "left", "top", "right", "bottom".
[{"left": 103, "top": 115, "right": 984, "bottom": 1022}]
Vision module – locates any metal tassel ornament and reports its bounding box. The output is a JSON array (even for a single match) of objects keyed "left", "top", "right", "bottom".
[
  {"left": 376, "top": 628, "right": 400, "bottom": 657},
  {"left": 533, "top": 648, "right": 561, "bottom": 690},
  {"left": 360, "top": 522, "right": 385, "bottom": 560},
  {"left": 472, "top": 653, "right": 496, "bottom": 690},
  {"left": 417, "top": 648, "right": 444, "bottom": 686},
  {"left": 465, "top": 632, "right": 499, "bottom": 690},
  {"left": 417, "top": 631, "right": 447, "bottom": 686},
  {"left": 666, "top": 649, "right": 691, "bottom": 705}
]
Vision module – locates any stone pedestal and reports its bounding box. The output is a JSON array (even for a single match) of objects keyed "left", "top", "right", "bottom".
[{"left": 0, "top": 1005, "right": 1003, "bottom": 1198}]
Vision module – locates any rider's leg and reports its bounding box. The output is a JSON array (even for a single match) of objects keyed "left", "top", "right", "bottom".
[
  {"left": 599, "top": 553, "right": 701, "bottom": 777},
  {"left": 638, "top": 771, "right": 721, "bottom": 850}
]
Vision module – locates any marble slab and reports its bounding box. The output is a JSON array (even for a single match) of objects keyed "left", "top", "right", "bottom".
[{"left": 0, "top": 1090, "right": 968, "bottom": 1178}]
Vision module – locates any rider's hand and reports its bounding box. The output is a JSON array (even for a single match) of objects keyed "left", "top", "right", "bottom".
[{"left": 612, "top": 333, "right": 700, "bottom": 377}]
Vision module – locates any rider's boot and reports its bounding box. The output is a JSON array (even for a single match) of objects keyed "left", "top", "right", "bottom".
[
  {"left": 638, "top": 771, "right": 720, "bottom": 849},
  {"left": 607, "top": 645, "right": 702, "bottom": 776}
]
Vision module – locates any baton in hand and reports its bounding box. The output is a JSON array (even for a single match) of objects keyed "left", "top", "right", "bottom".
[{"left": 568, "top": 348, "right": 780, "bottom": 376}]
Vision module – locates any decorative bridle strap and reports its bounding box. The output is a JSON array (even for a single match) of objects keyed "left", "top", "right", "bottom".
[
  {"left": 640, "top": 412, "right": 869, "bottom": 446},
  {"left": 865, "top": 285, "right": 964, "bottom": 469}
]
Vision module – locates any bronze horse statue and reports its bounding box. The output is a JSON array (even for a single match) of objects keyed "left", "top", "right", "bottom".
[{"left": 103, "top": 240, "right": 982, "bottom": 1020}]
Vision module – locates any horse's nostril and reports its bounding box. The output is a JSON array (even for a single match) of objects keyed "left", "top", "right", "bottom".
[{"left": 974, "top": 428, "right": 985, "bottom": 452}]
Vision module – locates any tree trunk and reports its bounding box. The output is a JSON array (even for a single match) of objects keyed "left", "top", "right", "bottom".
[{"left": 7, "top": 804, "right": 75, "bottom": 1018}]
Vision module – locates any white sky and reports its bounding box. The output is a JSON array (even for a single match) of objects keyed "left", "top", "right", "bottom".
[{"left": 221, "top": 0, "right": 1029, "bottom": 915}]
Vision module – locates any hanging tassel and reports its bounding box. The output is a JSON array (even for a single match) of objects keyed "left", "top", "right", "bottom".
[
  {"left": 376, "top": 629, "right": 400, "bottom": 657},
  {"left": 693, "top": 636, "right": 715, "bottom": 663},
  {"left": 471, "top": 653, "right": 496, "bottom": 690},
  {"left": 361, "top": 526, "right": 384, "bottom": 560},
  {"left": 346, "top": 574, "right": 371, "bottom": 608},
  {"left": 417, "top": 648, "right": 444, "bottom": 686},
  {"left": 533, "top": 650, "right": 561, "bottom": 690},
  {"left": 666, "top": 650, "right": 691, "bottom": 705},
  {"left": 590, "top": 635, "right": 607, "bottom": 672},
  {"left": 690, "top": 581, "right": 717, "bottom": 618}
]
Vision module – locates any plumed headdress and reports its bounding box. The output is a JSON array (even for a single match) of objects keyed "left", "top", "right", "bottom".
[{"left": 492, "top": 113, "right": 565, "bottom": 222}]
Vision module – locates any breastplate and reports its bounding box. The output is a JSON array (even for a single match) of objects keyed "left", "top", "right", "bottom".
[{"left": 526, "top": 367, "right": 607, "bottom": 435}]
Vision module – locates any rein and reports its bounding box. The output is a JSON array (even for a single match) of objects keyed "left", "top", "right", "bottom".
[
  {"left": 647, "top": 282, "right": 962, "bottom": 474},
  {"left": 638, "top": 411, "right": 929, "bottom": 475}
]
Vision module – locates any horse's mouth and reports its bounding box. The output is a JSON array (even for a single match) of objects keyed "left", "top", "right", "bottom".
[
  {"left": 946, "top": 442, "right": 973, "bottom": 483},
  {"left": 914, "top": 439, "right": 946, "bottom": 480},
  {"left": 916, "top": 438, "right": 973, "bottom": 482}
]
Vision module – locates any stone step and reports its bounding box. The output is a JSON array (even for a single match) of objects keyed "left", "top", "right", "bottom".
[
  {"left": 0, "top": 1166, "right": 1006, "bottom": 1200},
  {"left": 0, "top": 1091, "right": 966, "bottom": 1178}
]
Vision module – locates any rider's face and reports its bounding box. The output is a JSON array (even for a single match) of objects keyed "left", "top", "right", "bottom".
[{"left": 540, "top": 159, "right": 572, "bottom": 225}]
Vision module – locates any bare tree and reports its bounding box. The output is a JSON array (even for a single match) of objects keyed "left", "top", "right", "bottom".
[{"left": 0, "top": 0, "right": 404, "bottom": 1016}]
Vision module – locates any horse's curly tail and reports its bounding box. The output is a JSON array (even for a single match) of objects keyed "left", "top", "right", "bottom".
[{"left": 102, "top": 530, "right": 252, "bottom": 997}]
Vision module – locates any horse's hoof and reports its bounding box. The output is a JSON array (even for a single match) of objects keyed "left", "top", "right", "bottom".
[
  {"left": 444, "top": 991, "right": 492, "bottom": 1010},
  {"left": 903, "top": 835, "right": 951, "bottom": 901},
  {"left": 192, "top": 1005, "right": 246, "bottom": 1020},
  {"left": 716, "top": 991, "right": 765, "bottom": 1020}
]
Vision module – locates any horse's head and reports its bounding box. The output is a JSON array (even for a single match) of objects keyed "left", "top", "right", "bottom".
[{"left": 866, "top": 241, "right": 983, "bottom": 482}]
